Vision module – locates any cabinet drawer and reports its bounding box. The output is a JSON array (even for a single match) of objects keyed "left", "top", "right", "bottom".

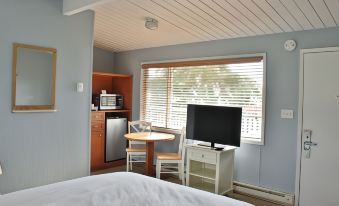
[
  {"left": 189, "top": 149, "right": 217, "bottom": 164},
  {"left": 91, "top": 121, "right": 104, "bottom": 132},
  {"left": 91, "top": 112, "right": 104, "bottom": 121},
  {"left": 91, "top": 130, "right": 104, "bottom": 137}
]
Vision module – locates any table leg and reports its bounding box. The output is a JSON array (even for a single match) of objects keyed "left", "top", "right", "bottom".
[{"left": 145, "top": 142, "right": 154, "bottom": 176}]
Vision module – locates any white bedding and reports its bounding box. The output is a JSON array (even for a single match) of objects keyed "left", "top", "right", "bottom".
[{"left": 0, "top": 172, "right": 252, "bottom": 206}]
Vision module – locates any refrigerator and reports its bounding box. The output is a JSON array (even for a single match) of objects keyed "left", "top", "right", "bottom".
[{"left": 105, "top": 117, "right": 127, "bottom": 162}]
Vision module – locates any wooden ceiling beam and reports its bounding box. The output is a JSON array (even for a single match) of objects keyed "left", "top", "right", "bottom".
[{"left": 63, "top": 0, "right": 115, "bottom": 16}]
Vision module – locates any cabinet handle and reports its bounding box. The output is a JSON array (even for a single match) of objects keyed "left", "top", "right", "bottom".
[
  {"left": 202, "top": 154, "right": 204, "bottom": 158},
  {"left": 99, "top": 134, "right": 102, "bottom": 137}
]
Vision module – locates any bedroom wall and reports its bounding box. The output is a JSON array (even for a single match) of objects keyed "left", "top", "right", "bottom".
[
  {"left": 93, "top": 47, "right": 115, "bottom": 72},
  {"left": 0, "top": 0, "right": 94, "bottom": 193},
  {"left": 114, "top": 27, "right": 339, "bottom": 193}
]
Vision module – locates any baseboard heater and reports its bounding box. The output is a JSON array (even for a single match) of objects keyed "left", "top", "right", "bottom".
[{"left": 233, "top": 181, "right": 294, "bottom": 205}]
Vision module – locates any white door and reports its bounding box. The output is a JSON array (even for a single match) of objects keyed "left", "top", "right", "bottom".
[{"left": 298, "top": 48, "right": 339, "bottom": 206}]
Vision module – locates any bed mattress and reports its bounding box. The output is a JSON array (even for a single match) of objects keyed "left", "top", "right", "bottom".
[{"left": 0, "top": 172, "right": 252, "bottom": 206}]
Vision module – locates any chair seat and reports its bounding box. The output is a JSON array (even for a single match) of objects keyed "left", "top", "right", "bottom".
[
  {"left": 156, "top": 152, "right": 182, "bottom": 160},
  {"left": 126, "top": 148, "right": 146, "bottom": 153}
]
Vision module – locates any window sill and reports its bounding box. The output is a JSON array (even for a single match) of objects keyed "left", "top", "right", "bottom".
[
  {"left": 241, "top": 138, "right": 264, "bottom": 145},
  {"left": 151, "top": 127, "right": 182, "bottom": 135}
]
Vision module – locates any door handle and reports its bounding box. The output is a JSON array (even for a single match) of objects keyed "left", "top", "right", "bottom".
[
  {"left": 303, "top": 129, "right": 318, "bottom": 159},
  {"left": 304, "top": 141, "right": 318, "bottom": 150}
]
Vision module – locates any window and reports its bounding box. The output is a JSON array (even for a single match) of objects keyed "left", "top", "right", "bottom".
[{"left": 141, "top": 55, "right": 266, "bottom": 144}]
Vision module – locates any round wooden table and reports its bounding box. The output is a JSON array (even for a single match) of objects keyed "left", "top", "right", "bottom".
[{"left": 124, "top": 132, "right": 175, "bottom": 176}]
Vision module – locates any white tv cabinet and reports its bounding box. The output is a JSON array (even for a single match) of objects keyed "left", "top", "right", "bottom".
[{"left": 185, "top": 144, "right": 236, "bottom": 195}]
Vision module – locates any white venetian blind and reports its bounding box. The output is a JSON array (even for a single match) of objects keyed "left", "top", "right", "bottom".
[{"left": 141, "top": 56, "right": 265, "bottom": 141}]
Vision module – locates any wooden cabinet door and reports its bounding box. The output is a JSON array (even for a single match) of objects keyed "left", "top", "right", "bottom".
[
  {"left": 91, "top": 112, "right": 105, "bottom": 171},
  {"left": 91, "top": 131, "right": 104, "bottom": 170}
]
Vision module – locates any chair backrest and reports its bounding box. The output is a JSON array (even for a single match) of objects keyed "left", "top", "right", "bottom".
[
  {"left": 128, "top": 120, "right": 152, "bottom": 133},
  {"left": 178, "top": 127, "right": 186, "bottom": 158},
  {"left": 128, "top": 120, "right": 152, "bottom": 147}
]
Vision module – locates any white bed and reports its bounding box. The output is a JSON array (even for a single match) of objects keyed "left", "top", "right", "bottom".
[{"left": 0, "top": 172, "right": 252, "bottom": 206}]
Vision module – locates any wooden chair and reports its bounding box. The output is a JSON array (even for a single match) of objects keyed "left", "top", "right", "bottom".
[
  {"left": 126, "top": 120, "right": 152, "bottom": 172},
  {"left": 156, "top": 127, "right": 186, "bottom": 185}
]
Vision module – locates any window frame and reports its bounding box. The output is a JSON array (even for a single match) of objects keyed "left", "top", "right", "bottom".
[{"left": 140, "top": 53, "right": 266, "bottom": 145}]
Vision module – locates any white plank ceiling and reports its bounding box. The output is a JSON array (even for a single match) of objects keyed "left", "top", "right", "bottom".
[{"left": 93, "top": 0, "right": 339, "bottom": 52}]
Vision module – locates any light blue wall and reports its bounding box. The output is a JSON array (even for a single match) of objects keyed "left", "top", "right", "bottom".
[
  {"left": 114, "top": 27, "right": 339, "bottom": 193},
  {"left": 93, "top": 47, "right": 115, "bottom": 72},
  {"left": 0, "top": 0, "right": 94, "bottom": 193}
]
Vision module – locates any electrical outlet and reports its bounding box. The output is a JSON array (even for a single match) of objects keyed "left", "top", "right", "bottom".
[{"left": 281, "top": 109, "right": 294, "bottom": 119}]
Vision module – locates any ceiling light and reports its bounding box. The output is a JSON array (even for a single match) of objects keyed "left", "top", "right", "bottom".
[{"left": 145, "top": 18, "right": 158, "bottom": 30}]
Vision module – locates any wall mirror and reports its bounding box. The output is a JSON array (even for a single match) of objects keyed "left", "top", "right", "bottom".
[{"left": 12, "top": 43, "right": 57, "bottom": 112}]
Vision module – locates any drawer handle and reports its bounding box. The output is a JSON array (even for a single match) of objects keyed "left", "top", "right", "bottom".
[{"left": 99, "top": 134, "right": 102, "bottom": 137}]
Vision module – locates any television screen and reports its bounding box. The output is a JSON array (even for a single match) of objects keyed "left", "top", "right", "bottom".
[{"left": 186, "top": 104, "right": 242, "bottom": 147}]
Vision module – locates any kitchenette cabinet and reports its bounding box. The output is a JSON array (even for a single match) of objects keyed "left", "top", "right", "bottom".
[{"left": 90, "top": 72, "right": 132, "bottom": 172}]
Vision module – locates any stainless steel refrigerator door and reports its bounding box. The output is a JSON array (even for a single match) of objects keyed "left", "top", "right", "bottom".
[{"left": 106, "top": 118, "right": 127, "bottom": 162}]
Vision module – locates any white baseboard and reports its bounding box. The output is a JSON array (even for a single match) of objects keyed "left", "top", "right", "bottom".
[{"left": 233, "top": 181, "right": 294, "bottom": 205}]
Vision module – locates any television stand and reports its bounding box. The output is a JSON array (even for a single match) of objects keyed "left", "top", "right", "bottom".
[{"left": 185, "top": 144, "right": 236, "bottom": 194}]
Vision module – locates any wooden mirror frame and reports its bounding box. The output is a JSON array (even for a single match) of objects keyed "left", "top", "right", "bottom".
[{"left": 12, "top": 43, "right": 57, "bottom": 112}]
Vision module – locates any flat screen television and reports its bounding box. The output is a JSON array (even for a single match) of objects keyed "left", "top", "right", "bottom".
[{"left": 186, "top": 104, "right": 242, "bottom": 149}]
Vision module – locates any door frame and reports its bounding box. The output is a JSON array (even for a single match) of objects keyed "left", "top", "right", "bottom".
[{"left": 295, "top": 46, "right": 339, "bottom": 206}]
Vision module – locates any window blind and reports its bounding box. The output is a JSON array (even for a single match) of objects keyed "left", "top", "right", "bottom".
[{"left": 141, "top": 56, "right": 265, "bottom": 142}]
